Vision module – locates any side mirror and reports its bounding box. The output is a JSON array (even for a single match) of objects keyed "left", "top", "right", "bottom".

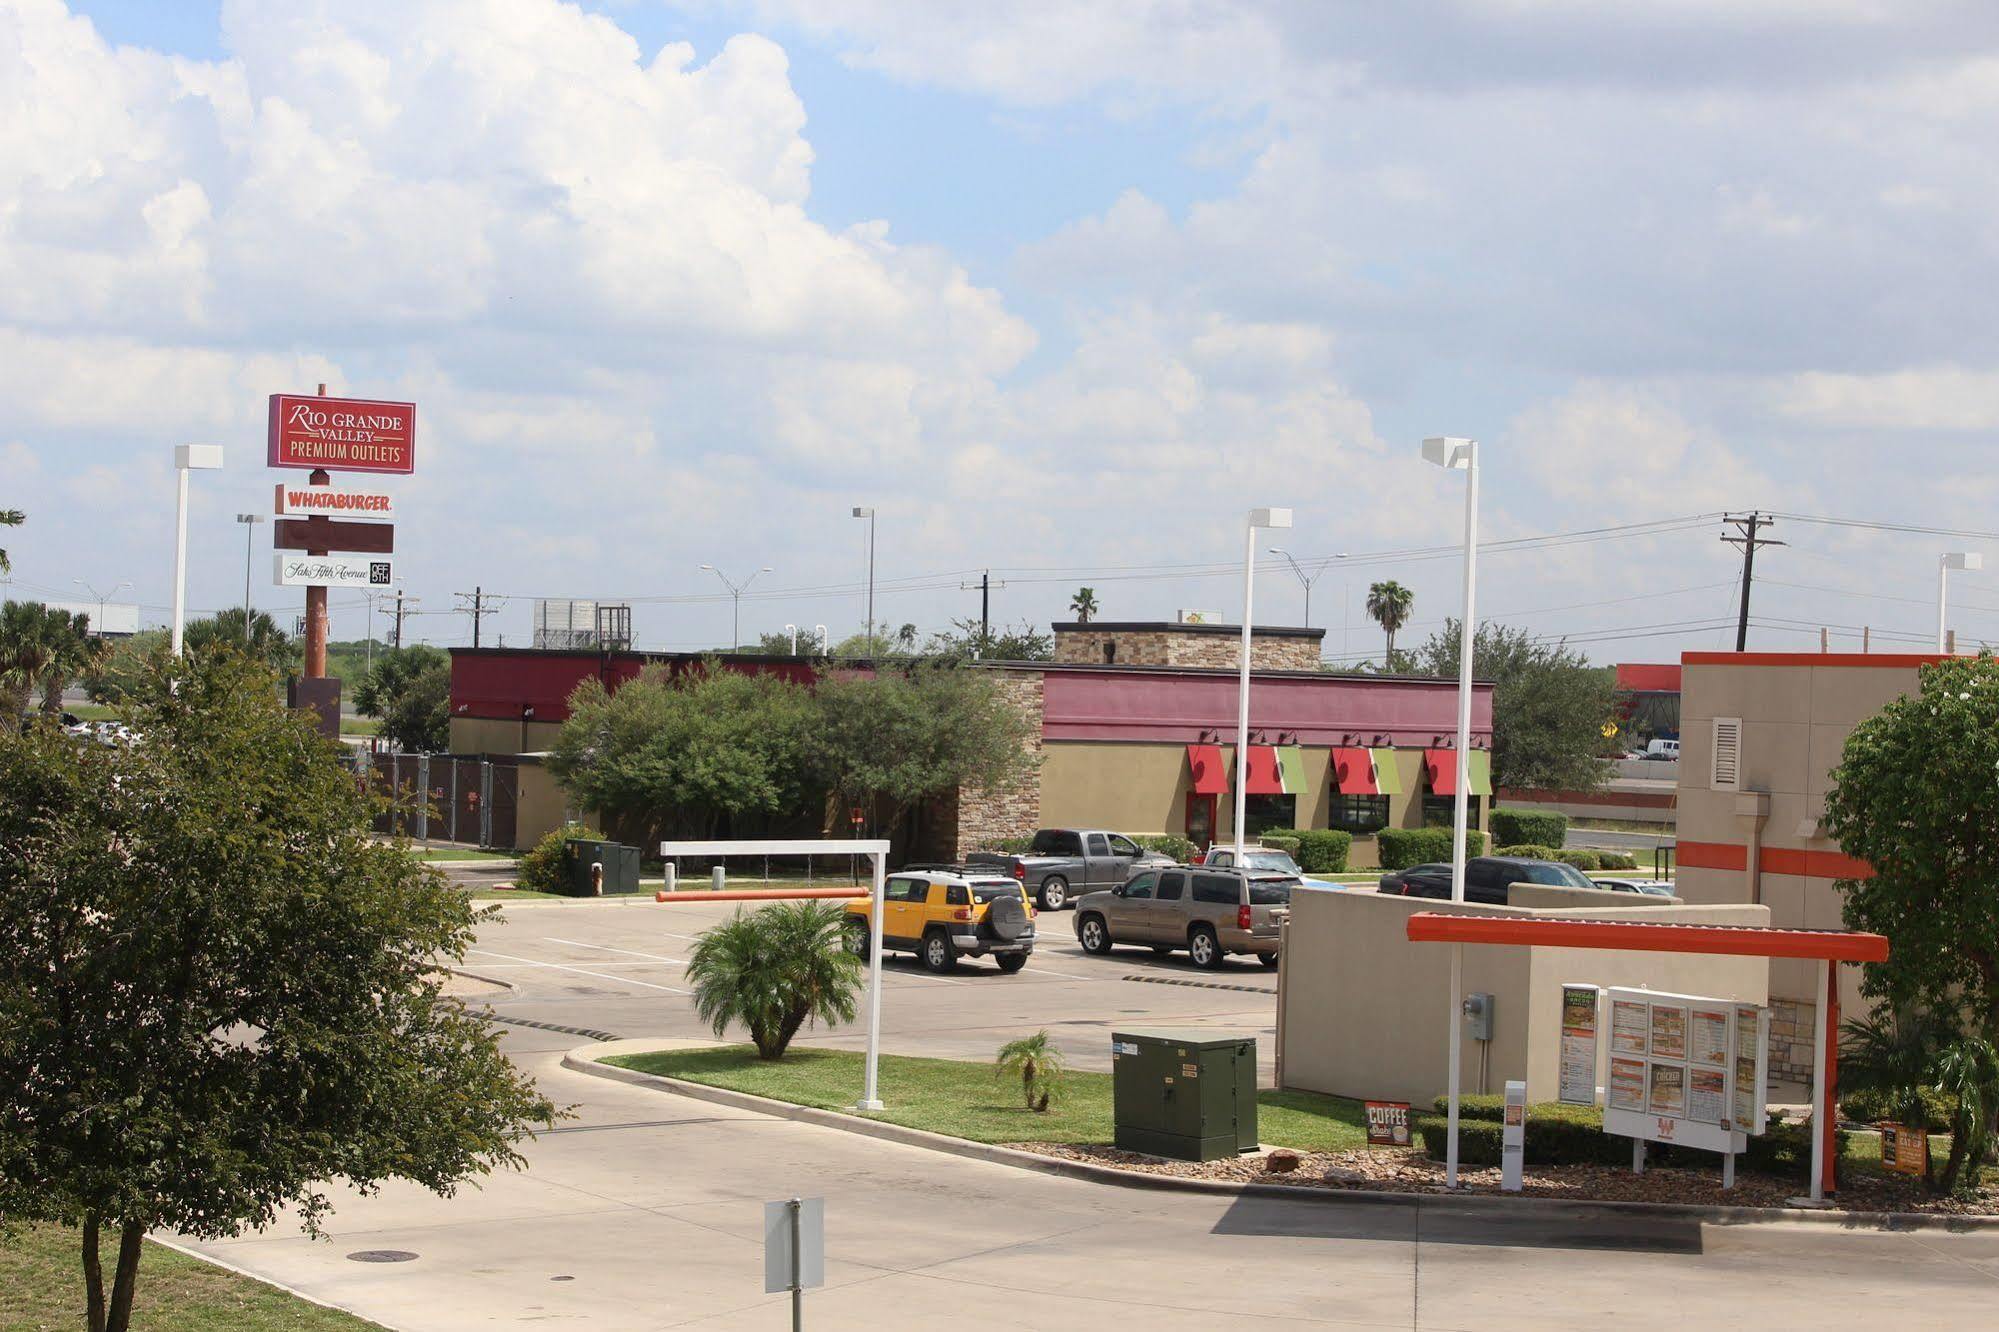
[{"left": 1112, "top": 885, "right": 1126, "bottom": 897}]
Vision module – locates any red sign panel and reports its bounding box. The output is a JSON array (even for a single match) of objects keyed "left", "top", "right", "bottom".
[
  {"left": 1364, "top": 1100, "right": 1411, "bottom": 1147},
  {"left": 268, "top": 394, "right": 416, "bottom": 474},
  {"left": 274, "top": 519, "right": 395, "bottom": 554}
]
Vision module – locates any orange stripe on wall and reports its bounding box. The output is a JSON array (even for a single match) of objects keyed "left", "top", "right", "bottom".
[
  {"left": 1675, "top": 840, "right": 1747, "bottom": 871},
  {"left": 1674, "top": 839, "right": 1874, "bottom": 880}
]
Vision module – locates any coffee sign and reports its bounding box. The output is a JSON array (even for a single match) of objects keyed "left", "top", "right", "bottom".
[{"left": 268, "top": 394, "right": 416, "bottom": 474}]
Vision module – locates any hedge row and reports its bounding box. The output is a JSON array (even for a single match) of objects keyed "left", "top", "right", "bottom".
[
  {"left": 1376, "top": 826, "right": 1487, "bottom": 869},
  {"left": 1262, "top": 828, "right": 1354, "bottom": 873},
  {"left": 1419, "top": 1095, "right": 1842, "bottom": 1174},
  {"left": 1493, "top": 845, "right": 1642, "bottom": 874},
  {"left": 1135, "top": 833, "right": 1197, "bottom": 862},
  {"left": 1488, "top": 807, "right": 1569, "bottom": 847}
]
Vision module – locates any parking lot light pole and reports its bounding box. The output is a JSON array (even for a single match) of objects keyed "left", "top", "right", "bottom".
[
  {"left": 1236, "top": 508, "right": 1293, "bottom": 860},
  {"left": 851, "top": 507, "right": 876, "bottom": 655},
  {"left": 699, "top": 563, "right": 773, "bottom": 650},
  {"left": 1423, "top": 436, "right": 1479, "bottom": 1189},
  {"left": 71, "top": 578, "right": 130, "bottom": 633},
  {"left": 1938, "top": 552, "right": 1982, "bottom": 652},
  {"left": 1267, "top": 547, "right": 1326, "bottom": 629},
  {"left": 170, "top": 444, "right": 223, "bottom": 655},
  {"left": 236, "top": 514, "right": 264, "bottom": 638}
]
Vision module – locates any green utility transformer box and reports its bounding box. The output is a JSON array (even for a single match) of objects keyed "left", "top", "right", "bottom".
[
  {"left": 563, "top": 840, "right": 642, "bottom": 896},
  {"left": 1111, "top": 1030, "right": 1258, "bottom": 1161}
]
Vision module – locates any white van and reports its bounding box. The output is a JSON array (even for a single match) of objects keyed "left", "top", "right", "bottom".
[{"left": 1643, "top": 738, "right": 1679, "bottom": 760}]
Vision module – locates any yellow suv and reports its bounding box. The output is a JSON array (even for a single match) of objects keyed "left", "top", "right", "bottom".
[{"left": 844, "top": 867, "right": 1037, "bottom": 974}]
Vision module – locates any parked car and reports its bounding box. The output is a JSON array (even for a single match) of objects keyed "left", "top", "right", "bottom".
[
  {"left": 1378, "top": 856, "right": 1599, "bottom": 905},
  {"left": 1073, "top": 865, "right": 1293, "bottom": 969},
  {"left": 1198, "top": 844, "right": 1343, "bottom": 889},
  {"left": 1595, "top": 877, "right": 1676, "bottom": 897},
  {"left": 966, "top": 828, "right": 1173, "bottom": 911},
  {"left": 1641, "top": 738, "right": 1679, "bottom": 760},
  {"left": 844, "top": 867, "right": 1036, "bottom": 974}
]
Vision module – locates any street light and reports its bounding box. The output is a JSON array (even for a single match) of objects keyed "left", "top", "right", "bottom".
[
  {"left": 171, "top": 444, "right": 223, "bottom": 655},
  {"left": 699, "top": 564, "right": 772, "bottom": 650},
  {"left": 71, "top": 579, "right": 131, "bottom": 634},
  {"left": 852, "top": 506, "right": 876, "bottom": 656},
  {"left": 236, "top": 514, "right": 265, "bottom": 640},
  {"left": 1423, "top": 435, "right": 1479, "bottom": 1190},
  {"left": 1235, "top": 507, "right": 1293, "bottom": 862},
  {"left": 1267, "top": 548, "right": 1328, "bottom": 630},
  {"left": 1939, "top": 552, "right": 1983, "bottom": 652}
]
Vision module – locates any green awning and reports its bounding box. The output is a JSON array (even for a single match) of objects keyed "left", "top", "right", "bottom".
[
  {"left": 1467, "top": 749, "right": 1493, "bottom": 796},
  {"left": 1370, "top": 748, "right": 1404, "bottom": 795},
  {"left": 1276, "top": 746, "right": 1309, "bottom": 795}
]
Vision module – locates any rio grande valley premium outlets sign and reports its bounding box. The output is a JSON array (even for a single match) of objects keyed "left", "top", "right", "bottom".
[{"left": 268, "top": 394, "right": 416, "bottom": 474}]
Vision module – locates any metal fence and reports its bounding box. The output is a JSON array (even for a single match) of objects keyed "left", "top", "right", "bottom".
[{"left": 359, "top": 752, "right": 519, "bottom": 848}]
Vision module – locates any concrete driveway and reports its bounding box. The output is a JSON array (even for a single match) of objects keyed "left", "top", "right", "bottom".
[{"left": 181, "top": 1036, "right": 1999, "bottom": 1331}]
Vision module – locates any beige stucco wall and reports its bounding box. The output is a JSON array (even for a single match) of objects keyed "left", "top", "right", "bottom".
[
  {"left": 1277, "top": 887, "right": 1770, "bottom": 1105},
  {"left": 450, "top": 716, "right": 563, "bottom": 755},
  {"left": 513, "top": 758, "right": 593, "bottom": 850}
]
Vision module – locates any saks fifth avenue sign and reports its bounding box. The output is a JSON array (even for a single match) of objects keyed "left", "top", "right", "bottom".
[{"left": 267, "top": 394, "right": 416, "bottom": 474}]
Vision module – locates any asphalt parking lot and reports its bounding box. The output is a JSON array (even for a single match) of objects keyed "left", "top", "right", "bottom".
[{"left": 461, "top": 896, "right": 1281, "bottom": 1079}]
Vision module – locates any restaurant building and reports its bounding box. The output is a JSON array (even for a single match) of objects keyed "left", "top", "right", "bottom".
[{"left": 446, "top": 620, "right": 1494, "bottom": 863}]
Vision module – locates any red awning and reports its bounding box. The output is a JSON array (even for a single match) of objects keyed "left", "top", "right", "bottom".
[
  {"left": 1185, "top": 744, "right": 1227, "bottom": 796},
  {"left": 1243, "top": 745, "right": 1284, "bottom": 795},
  {"left": 1423, "top": 748, "right": 1457, "bottom": 795},
  {"left": 1332, "top": 747, "right": 1379, "bottom": 795}
]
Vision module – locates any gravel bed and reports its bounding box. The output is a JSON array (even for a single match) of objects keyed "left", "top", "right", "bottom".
[{"left": 1010, "top": 1143, "right": 1999, "bottom": 1215}]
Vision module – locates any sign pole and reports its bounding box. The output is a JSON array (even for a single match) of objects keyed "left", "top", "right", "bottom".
[
  {"left": 788, "top": 1197, "right": 803, "bottom": 1332},
  {"left": 302, "top": 386, "right": 331, "bottom": 678}
]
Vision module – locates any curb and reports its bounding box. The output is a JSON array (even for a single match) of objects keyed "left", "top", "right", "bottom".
[
  {"left": 560, "top": 1043, "right": 1999, "bottom": 1234},
  {"left": 444, "top": 966, "right": 517, "bottom": 992},
  {"left": 150, "top": 1237, "right": 399, "bottom": 1330}
]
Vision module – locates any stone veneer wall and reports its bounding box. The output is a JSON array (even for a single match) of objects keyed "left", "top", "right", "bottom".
[
  {"left": 1053, "top": 627, "right": 1322, "bottom": 670},
  {"left": 950, "top": 668, "right": 1045, "bottom": 858},
  {"left": 1767, "top": 997, "right": 1817, "bottom": 1087}
]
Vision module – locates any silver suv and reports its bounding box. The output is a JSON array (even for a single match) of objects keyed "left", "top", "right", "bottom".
[{"left": 1073, "top": 866, "right": 1293, "bottom": 969}]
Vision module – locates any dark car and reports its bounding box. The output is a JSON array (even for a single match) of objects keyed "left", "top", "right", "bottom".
[{"left": 1378, "top": 856, "right": 1598, "bottom": 905}]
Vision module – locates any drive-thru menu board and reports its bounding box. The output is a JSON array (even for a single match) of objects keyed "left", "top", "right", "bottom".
[{"left": 1601, "top": 987, "right": 1770, "bottom": 1159}]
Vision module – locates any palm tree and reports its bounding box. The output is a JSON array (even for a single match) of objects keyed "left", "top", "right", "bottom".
[
  {"left": 0, "top": 508, "right": 21, "bottom": 575},
  {"left": 34, "top": 607, "right": 110, "bottom": 716},
  {"left": 1365, "top": 580, "right": 1414, "bottom": 664},
  {"left": 183, "top": 608, "right": 301, "bottom": 676},
  {"left": 994, "top": 1029, "right": 1069, "bottom": 1112},
  {"left": 1069, "top": 587, "right": 1099, "bottom": 624},
  {"left": 685, "top": 901, "right": 862, "bottom": 1059},
  {"left": 0, "top": 600, "right": 56, "bottom": 718}
]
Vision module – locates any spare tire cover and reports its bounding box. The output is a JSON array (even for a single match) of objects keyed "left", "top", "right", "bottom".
[{"left": 987, "top": 894, "right": 1028, "bottom": 941}]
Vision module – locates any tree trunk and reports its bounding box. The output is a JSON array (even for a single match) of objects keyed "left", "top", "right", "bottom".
[
  {"left": 83, "top": 1217, "right": 106, "bottom": 1332},
  {"left": 105, "top": 1222, "right": 144, "bottom": 1332}
]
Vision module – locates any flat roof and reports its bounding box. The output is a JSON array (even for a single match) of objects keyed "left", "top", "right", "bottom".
[
  {"left": 1405, "top": 912, "right": 1889, "bottom": 962},
  {"left": 1682, "top": 651, "right": 1952, "bottom": 669},
  {"left": 1053, "top": 620, "right": 1324, "bottom": 640}
]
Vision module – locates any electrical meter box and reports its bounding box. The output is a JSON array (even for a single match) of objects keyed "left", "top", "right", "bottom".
[{"left": 1110, "top": 1029, "right": 1258, "bottom": 1161}]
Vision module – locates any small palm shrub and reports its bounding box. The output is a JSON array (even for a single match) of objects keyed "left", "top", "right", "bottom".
[
  {"left": 686, "top": 901, "right": 862, "bottom": 1060},
  {"left": 517, "top": 822, "right": 590, "bottom": 892},
  {"left": 995, "top": 1030, "right": 1069, "bottom": 1112}
]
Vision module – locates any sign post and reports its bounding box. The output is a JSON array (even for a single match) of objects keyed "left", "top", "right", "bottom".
[
  {"left": 764, "top": 1196, "right": 824, "bottom": 1331},
  {"left": 1501, "top": 1080, "right": 1527, "bottom": 1191}
]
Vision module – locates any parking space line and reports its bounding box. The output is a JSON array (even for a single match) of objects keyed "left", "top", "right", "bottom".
[
  {"left": 543, "top": 937, "right": 688, "bottom": 967},
  {"left": 467, "top": 948, "right": 689, "bottom": 994}
]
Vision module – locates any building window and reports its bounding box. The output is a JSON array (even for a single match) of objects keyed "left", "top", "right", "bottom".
[
  {"left": 1330, "top": 795, "right": 1391, "bottom": 834},
  {"left": 1244, "top": 794, "right": 1296, "bottom": 837},
  {"left": 1423, "top": 795, "right": 1483, "bottom": 829}
]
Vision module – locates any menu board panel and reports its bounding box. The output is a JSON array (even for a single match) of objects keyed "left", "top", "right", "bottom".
[
  {"left": 1608, "top": 1057, "right": 1646, "bottom": 1112},
  {"left": 1558, "top": 985, "right": 1600, "bottom": 1105},
  {"left": 1648, "top": 1062, "right": 1686, "bottom": 1116},
  {"left": 1649, "top": 1004, "right": 1688, "bottom": 1060},
  {"left": 1691, "top": 1007, "right": 1729, "bottom": 1067},
  {"left": 1611, "top": 999, "right": 1649, "bottom": 1055},
  {"left": 1689, "top": 1068, "right": 1727, "bottom": 1124}
]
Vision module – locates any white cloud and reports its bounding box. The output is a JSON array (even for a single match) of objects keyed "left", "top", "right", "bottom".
[{"left": 1774, "top": 366, "right": 1999, "bottom": 431}]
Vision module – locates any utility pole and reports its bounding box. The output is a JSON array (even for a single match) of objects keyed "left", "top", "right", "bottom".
[
  {"left": 958, "top": 570, "right": 1007, "bottom": 654},
  {"left": 455, "top": 587, "right": 506, "bottom": 648},
  {"left": 392, "top": 591, "right": 419, "bottom": 650},
  {"left": 1722, "top": 512, "right": 1784, "bottom": 652}
]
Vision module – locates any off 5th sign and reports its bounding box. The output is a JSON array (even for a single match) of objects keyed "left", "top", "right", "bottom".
[{"left": 276, "top": 556, "right": 393, "bottom": 588}]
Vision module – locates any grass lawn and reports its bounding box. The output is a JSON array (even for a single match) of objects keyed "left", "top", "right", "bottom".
[
  {"left": 0, "top": 1225, "right": 380, "bottom": 1331},
  {"left": 605, "top": 1045, "right": 1373, "bottom": 1151},
  {"left": 65, "top": 702, "right": 118, "bottom": 721},
  {"left": 338, "top": 715, "right": 380, "bottom": 737},
  {"left": 417, "top": 845, "right": 518, "bottom": 862}
]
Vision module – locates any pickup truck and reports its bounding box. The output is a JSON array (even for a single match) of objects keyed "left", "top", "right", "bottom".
[{"left": 966, "top": 829, "right": 1174, "bottom": 910}]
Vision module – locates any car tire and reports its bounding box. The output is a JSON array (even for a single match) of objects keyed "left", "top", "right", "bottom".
[
  {"left": 1078, "top": 914, "right": 1112, "bottom": 955},
  {"left": 996, "top": 953, "right": 1028, "bottom": 974},
  {"left": 1188, "top": 925, "right": 1223, "bottom": 970},
  {"left": 922, "top": 929, "right": 958, "bottom": 973},
  {"left": 845, "top": 921, "right": 871, "bottom": 959},
  {"left": 1259, "top": 952, "right": 1281, "bottom": 969},
  {"left": 1038, "top": 876, "right": 1070, "bottom": 911}
]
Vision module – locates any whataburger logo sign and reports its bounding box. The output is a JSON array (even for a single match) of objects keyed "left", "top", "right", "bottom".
[
  {"left": 274, "top": 484, "right": 395, "bottom": 518},
  {"left": 267, "top": 394, "right": 416, "bottom": 474}
]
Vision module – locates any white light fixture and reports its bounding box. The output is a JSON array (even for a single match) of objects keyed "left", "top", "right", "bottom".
[
  {"left": 1422, "top": 435, "right": 1480, "bottom": 1192},
  {"left": 171, "top": 444, "right": 224, "bottom": 655},
  {"left": 1939, "top": 552, "right": 1983, "bottom": 652},
  {"left": 1234, "top": 507, "right": 1294, "bottom": 864},
  {"left": 852, "top": 507, "right": 876, "bottom": 656}
]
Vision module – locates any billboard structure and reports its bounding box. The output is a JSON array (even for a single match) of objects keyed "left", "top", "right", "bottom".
[{"left": 533, "top": 600, "right": 633, "bottom": 651}]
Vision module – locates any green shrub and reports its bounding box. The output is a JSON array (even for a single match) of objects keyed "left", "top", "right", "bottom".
[
  {"left": 1377, "top": 827, "right": 1487, "bottom": 870},
  {"left": 1287, "top": 828, "right": 1353, "bottom": 873},
  {"left": 517, "top": 821, "right": 591, "bottom": 892},
  {"left": 1554, "top": 849, "right": 1602, "bottom": 872},
  {"left": 1840, "top": 1083, "right": 1958, "bottom": 1128},
  {"left": 1490, "top": 808, "right": 1569, "bottom": 847},
  {"left": 1134, "top": 833, "right": 1195, "bottom": 862},
  {"left": 1597, "top": 851, "right": 1639, "bottom": 871},
  {"left": 990, "top": 835, "right": 1034, "bottom": 854},
  {"left": 1495, "top": 843, "right": 1561, "bottom": 860},
  {"left": 1259, "top": 834, "right": 1302, "bottom": 856},
  {"left": 1421, "top": 1097, "right": 1847, "bottom": 1174}
]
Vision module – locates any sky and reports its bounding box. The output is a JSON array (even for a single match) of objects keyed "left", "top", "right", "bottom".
[{"left": 6, "top": 0, "right": 1999, "bottom": 663}]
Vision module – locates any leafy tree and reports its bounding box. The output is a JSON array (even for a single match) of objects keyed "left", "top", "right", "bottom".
[
  {"left": 82, "top": 629, "right": 167, "bottom": 704},
  {"left": 182, "top": 608, "right": 300, "bottom": 677},
  {"left": 808, "top": 663, "right": 1037, "bottom": 841},
  {"left": 0, "top": 600, "right": 108, "bottom": 717},
  {"left": 751, "top": 629, "right": 822, "bottom": 658},
  {"left": 548, "top": 663, "right": 817, "bottom": 844},
  {"left": 1414, "top": 620, "right": 1617, "bottom": 791},
  {"left": 1365, "top": 581, "right": 1414, "bottom": 663},
  {"left": 926, "top": 617, "right": 1053, "bottom": 662},
  {"left": 0, "top": 649, "right": 555, "bottom": 1332},
  {"left": 355, "top": 644, "right": 452, "bottom": 752},
  {"left": 0, "top": 506, "right": 20, "bottom": 575},
  {"left": 994, "top": 1030, "right": 1069, "bottom": 1112},
  {"left": 685, "top": 901, "right": 861, "bottom": 1059},
  {"left": 1068, "top": 587, "right": 1099, "bottom": 623},
  {"left": 1824, "top": 653, "right": 1999, "bottom": 1193}
]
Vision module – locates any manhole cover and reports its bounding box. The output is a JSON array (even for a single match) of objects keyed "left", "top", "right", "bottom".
[{"left": 347, "top": 1250, "right": 419, "bottom": 1264}]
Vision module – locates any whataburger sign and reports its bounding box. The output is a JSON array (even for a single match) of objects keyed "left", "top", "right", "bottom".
[
  {"left": 275, "top": 484, "right": 395, "bottom": 518},
  {"left": 268, "top": 394, "right": 416, "bottom": 474}
]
